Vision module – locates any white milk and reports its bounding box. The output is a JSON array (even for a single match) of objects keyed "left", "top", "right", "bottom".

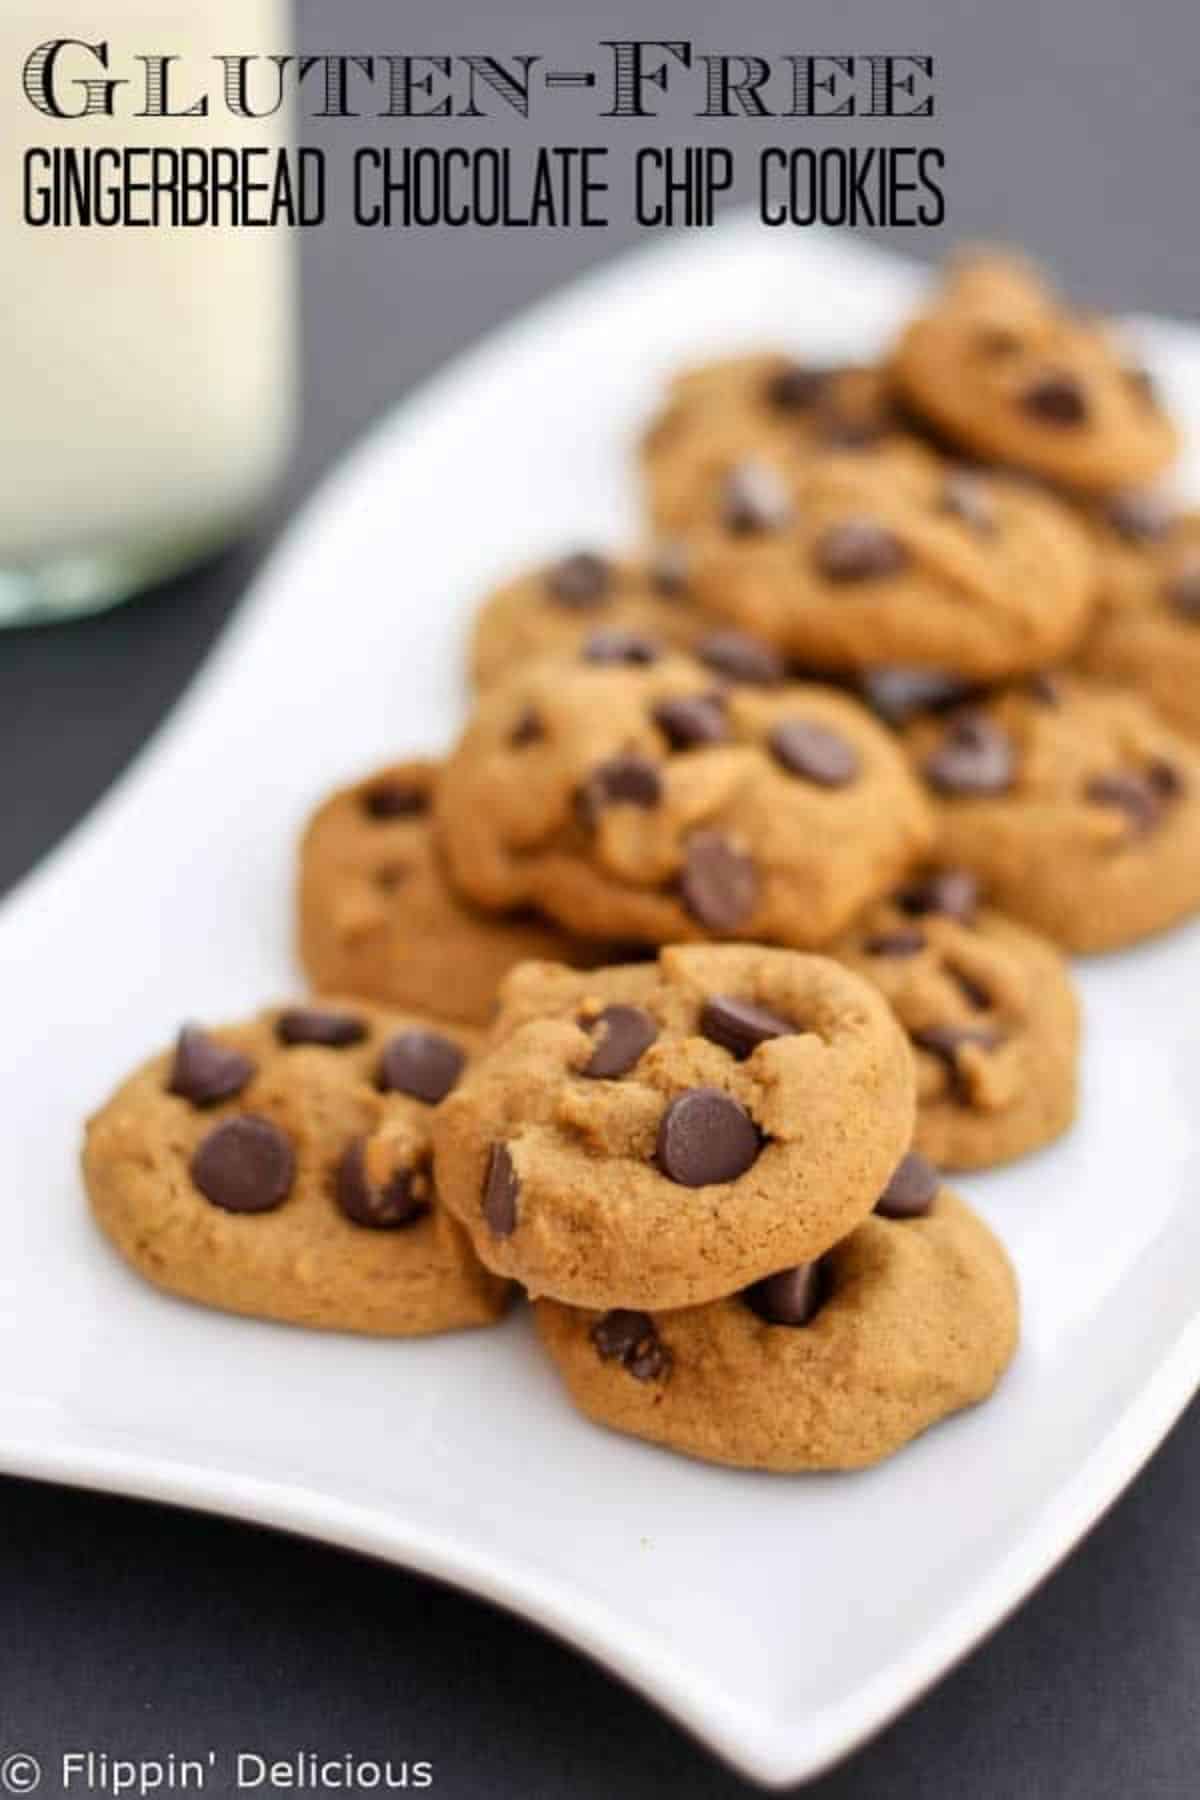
[{"left": 0, "top": 3, "right": 296, "bottom": 620}]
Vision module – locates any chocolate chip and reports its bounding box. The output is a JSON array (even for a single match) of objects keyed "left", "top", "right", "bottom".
[
  {"left": 363, "top": 779, "right": 429, "bottom": 820},
  {"left": 695, "top": 630, "right": 787, "bottom": 686},
  {"left": 335, "top": 1137, "right": 429, "bottom": 1229},
  {"left": 379, "top": 1029, "right": 466, "bottom": 1104},
  {"left": 722, "top": 460, "right": 793, "bottom": 534},
  {"left": 1105, "top": 491, "right": 1174, "bottom": 543},
  {"left": 940, "top": 471, "right": 996, "bottom": 535},
  {"left": 765, "top": 362, "right": 828, "bottom": 411},
  {"left": 911, "top": 1023, "right": 1003, "bottom": 1096},
  {"left": 275, "top": 1008, "right": 367, "bottom": 1048},
  {"left": 509, "top": 708, "right": 544, "bottom": 747},
  {"left": 1085, "top": 769, "right": 1170, "bottom": 837},
  {"left": 190, "top": 1115, "right": 295, "bottom": 1214},
  {"left": 167, "top": 1027, "right": 255, "bottom": 1107},
  {"left": 1021, "top": 373, "right": 1088, "bottom": 425},
  {"left": 744, "top": 1262, "right": 824, "bottom": 1326},
  {"left": 949, "top": 966, "right": 992, "bottom": 1010},
  {"left": 652, "top": 692, "right": 728, "bottom": 750},
  {"left": 482, "top": 1143, "right": 519, "bottom": 1236},
  {"left": 1027, "top": 672, "right": 1064, "bottom": 706},
  {"left": 923, "top": 712, "right": 1016, "bottom": 796},
  {"left": 1165, "top": 553, "right": 1200, "bottom": 621},
  {"left": 865, "top": 929, "right": 927, "bottom": 957},
  {"left": 576, "top": 753, "right": 662, "bottom": 827},
  {"left": 580, "top": 1004, "right": 658, "bottom": 1078},
  {"left": 768, "top": 719, "right": 860, "bottom": 786},
  {"left": 546, "top": 552, "right": 612, "bottom": 608},
  {"left": 875, "top": 1151, "right": 939, "bottom": 1219},
  {"left": 975, "top": 325, "right": 1022, "bottom": 357},
  {"left": 656, "top": 1087, "right": 761, "bottom": 1186},
  {"left": 590, "top": 1309, "right": 671, "bottom": 1382},
  {"left": 680, "top": 832, "right": 758, "bottom": 930},
  {"left": 814, "top": 519, "right": 909, "bottom": 582},
  {"left": 896, "top": 868, "right": 980, "bottom": 923},
  {"left": 649, "top": 540, "right": 689, "bottom": 596},
  {"left": 581, "top": 629, "right": 661, "bottom": 667},
  {"left": 700, "top": 995, "right": 798, "bottom": 1059},
  {"left": 858, "top": 668, "right": 977, "bottom": 727},
  {"left": 374, "top": 862, "right": 409, "bottom": 893}
]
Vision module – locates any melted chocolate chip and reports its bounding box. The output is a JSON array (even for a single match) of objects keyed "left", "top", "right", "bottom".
[
  {"left": 700, "top": 995, "right": 798, "bottom": 1059},
  {"left": 859, "top": 668, "right": 977, "bottom": 728},
  {"left": 167, "top": 1027, "right": 255, "bottom": 1107},
  {"left": 335, "top": 1137, "right": 429, "bottom": 1229},
  {"left": 546, "top": 552, "right": 612, "bottom": 609},
  {"left": 949, "top": 965, "right": 992, "bottom": 1010},
  {"left": 482, "top": 1143, "right": 519, "bottom": 1236},
  {"left": 1085, "top": 769, "right": 1172, "bottom": 837},
  {"left": 765, "top": 362, "right": 828, "bottom": 411},
  {"left": 275, "top": 1008, "right": 366, "bottom": 1048},
  {"left": 695, "top": 630, "right": 788, "bottom": 686},
  {"left": 581, "top": 629, "right": 661, "bottom": 667},
  {"left": 911, "top": 1023, "right": 1003, "bottom": 1096},
  {"left": 656, "top": 1087, "right": 761, "bottom": 1186},
  {"left": 1165, "top": 553, "right": 1200, "bottom": 621},
  {"left": 509, "top": 708, "right": 544, "bottom": 747},
  {"left": 896, "top": 868, "right": 980, "bottom": 923},
  {"left": 940, "top": 471, "right": 996, "bottom": 535},
  {"left": 576, "top": 753, "right": 663, "bottom": 827},
  {"left": 190, "top": 1115, "right": 295, "bottom": 1214},
  {"left": 744, "top": 1262, "right": 824, "bottom": 1326},
  {"left": 815, "top": 519, "right": 909, "bottom": 582},
  {"left": 1027, "top": 672, "right": 1064, "bottom": 706},
  {"left": 652, "top": 692, "right": 729, "bottom": 750},
  {"left": 865, "top": 928, "right": 927, "bottom": 957},
  {"left": 680, "top": 832, "right": 758, "bottom": 930},
  {"left": 923, "top": 712, "right": 1016, "bottom": 796},
  {"left": 875, "top": 1151, "right": 939, "bottom": 1218},
  {"left": 1105, "top": 491, "right": 1174, "bottom": 543},
  {"left": 363, "top": 779, "right": 429, "bottom": 820},
  {"left": 768, "top": 719, "right": 860, "bottom": 787},
  {"left": 722, "top": 460, "right": 793, "bottom": 534},
  {"left": 379, "top": 1029, "right": 467, "bottom": 1104},
  {"left": 580, "top": 1004, "right": 658, "bottom": 1078},
  {"left": 1021, "top": 373, "right": 1088, "bottom": 426},
  {"left": 590, "top": 1309, "right": 671, "bottom": 1382}
]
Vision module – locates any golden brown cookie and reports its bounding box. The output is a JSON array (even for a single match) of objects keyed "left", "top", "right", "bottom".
[
  {"left": 83, "top": 1000, "right": 511, "bottom": 1335},
  {"left": 903, "top": 673, "right": 1200, "bottom": 952},
  {"left": 682, "top": 451, "right": 1096, "bottom": 678},
  {"left": 533, "top": 1180, "right": 1018, "bottom": 1471},
  {"left": 431, "top": 945, "right": 917, "bottom": 1310},
  {"left": 435, "top": 653, "right": 935, "bottom": 948},
  {"left": 298, "top": 759, "right": 622, "bottom": 1028},
  {"left": 832, "top": 873, "right": 1079, "bottom": 1169},
  {"left": 469, "top": 548, "right": 699, "bottom": 692},
  {"left": 890, "top": 252, "right": 1178, "bottom": 493},
  {"left": 641, "top": 352, "right": 926, "bottom": 536},
  {"left": 1077, "top": 501, "right": 1200, "bottom": 740}
]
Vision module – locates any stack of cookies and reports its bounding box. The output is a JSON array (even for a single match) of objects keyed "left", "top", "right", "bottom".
[{"left": 84, "top": 246, "right": 1200, "bottom": 1475}]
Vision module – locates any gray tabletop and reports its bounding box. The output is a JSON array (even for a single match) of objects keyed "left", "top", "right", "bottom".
[{"left": 3, "top": 0, "right": 1198, "bottom": 1792}]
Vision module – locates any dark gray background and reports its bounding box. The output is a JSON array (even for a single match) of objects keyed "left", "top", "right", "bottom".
[{"left": 2, "top": 0, "right": 1198, "bottom": 1793}]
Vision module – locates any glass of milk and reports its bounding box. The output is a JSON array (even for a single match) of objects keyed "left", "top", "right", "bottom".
[{"left": 0, "top": 2, "right": 296, "bottom": 626}]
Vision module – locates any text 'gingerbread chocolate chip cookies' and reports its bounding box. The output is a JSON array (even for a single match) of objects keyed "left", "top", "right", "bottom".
[
  {"left": 431, "top": 945, "right": 917, "bottom": 1309},
  {"left": 434, "top": 653, "right": 935, "bottom": 949},
  {"left": 83, "top": 1001, "right": 511, "bottom": 1335}
]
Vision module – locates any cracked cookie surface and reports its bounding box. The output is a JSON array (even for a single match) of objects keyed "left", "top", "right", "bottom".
[
  {"left": 431, "top": 945, "right": 916, "bottom": 1310},
  {"left": 84, "top": 1000, "right": 511, "bottom": 1335},
  {"left": 534, "top": 1184, "right": 1018, "bottom": 1471}
]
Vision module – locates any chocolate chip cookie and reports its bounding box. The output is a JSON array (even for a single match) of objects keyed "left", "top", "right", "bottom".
[
  {"left": 641, "top": 352, "right": 924, "bottom": 536},
  {"left": 891, "top": 252, "right": 1178, "bottom": 492},
  {"left": 83, "top": 1001, "right": 511, "bottom": 1334},
  {"left": 682, "top": 452, "right": 1096, "bottom": 678},
  {"left": 833, "top": 874, "right": 1079, "bottom": 1168},
  {"left": 434, "top": 653, "right": 935, "bottom": 948},
  {"left": 904, "top": 674, "right": 1200, "bottom": 951},
  {"left": 1077, "top": 502, "right": 1200, "bottom": 740},
  {"left": 533, "top": 1178, "right": 1018, "bottom": 1471},
  {"left": 469, "top": 549, "right": 699, "bottom": 692},
  {"left": 299, "top": 758, "right": 620, "bottom": 1027},
  {"left": 431, "top": 945, "right": 917, "bottom": 1310}
]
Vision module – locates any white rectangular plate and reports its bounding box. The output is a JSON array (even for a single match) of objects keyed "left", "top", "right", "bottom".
[{"left": 3, "top": 220, "right": 1200, "bottom": 1788}]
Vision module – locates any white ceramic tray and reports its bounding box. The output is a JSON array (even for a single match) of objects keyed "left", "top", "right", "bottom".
[{"left": 4, "top": 220, "right": 1199, "bottom": 1788}]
